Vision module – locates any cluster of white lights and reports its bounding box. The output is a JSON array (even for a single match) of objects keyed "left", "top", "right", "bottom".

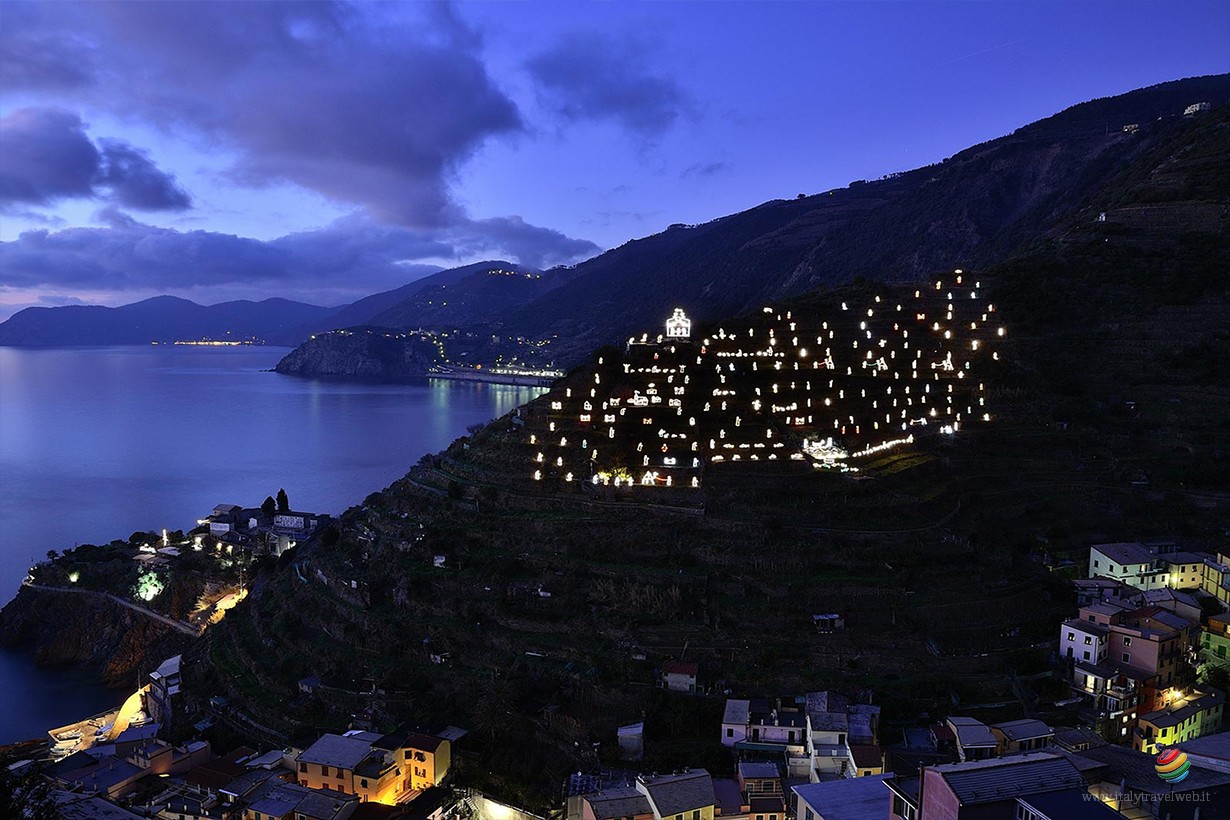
[{"left": 528, "top": 278, "right": 999, "bottom": 487}]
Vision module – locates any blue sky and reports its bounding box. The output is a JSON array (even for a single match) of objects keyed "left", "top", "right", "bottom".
[{"left": 1, "top": 1, "right": 1227, "bottom": 319}]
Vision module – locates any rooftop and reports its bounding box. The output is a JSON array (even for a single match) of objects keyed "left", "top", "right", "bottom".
[
  {"left": 849, "top": 744, "right": 882, "bottom": 769},
  {"left": 1015, "top": 788, "right": 1124, "bottom": 820},
  {"left": 1139, "top": 691, "right": 1224, "bottom": 730},
  {"left": 586, "top": 786, "right": 653, "bottom": 820},
  {"left": 638, "top": 769, "right": 716, "bottom": 817},
  {"left": 718, "top": 698, "right": 747, "bottom": 722},
  {"left": 946, "top": 717, "right": 998, "bottom": 749},
  {"left": 1092, "top": 542, "right": 1156, "bottom": 565},
  {"left": 737, "top": 761, "right": 781, "bottom": 780},
  {"left": 991, "top": 719, "right": 1054, "bottom": 742},
  {"left": 792, "top": 775, "right": 892, "bottom": 820},
  {"left": 662, "top": 660, "right": 698, "bottom": 676},
  {"left": 298, "top": 733, "right": 376, "bottom": 771},
  {"left": 930, "top": 753, "right": 1083, "bottom": 805},
  {"left": 1059, "top": 743, "right": 1230, "bottom": 794}
]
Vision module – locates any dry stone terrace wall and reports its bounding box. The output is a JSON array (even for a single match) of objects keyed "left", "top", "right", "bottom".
[{"left": 523, "top": 274, "right": 1004, "bottom": 488}]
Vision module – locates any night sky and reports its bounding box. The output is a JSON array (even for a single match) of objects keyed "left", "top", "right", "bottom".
[{"left": 1, "top": 1, "right": 1226, "bottom": 319}]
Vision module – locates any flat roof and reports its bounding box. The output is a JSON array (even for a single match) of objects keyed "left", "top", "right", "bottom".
[
  {"left": 738, "top": 761, "right": 781, "bottom": 780},
  {"left": 298, "top": 733, "right": 374, "bottom": 771}
]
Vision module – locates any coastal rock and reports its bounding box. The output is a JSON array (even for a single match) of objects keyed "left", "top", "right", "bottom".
[
  {"left": 274, "top": 328, "right": 440, "bottom": 381},
  {"left": 0, "top": 587, "right": 193, "bottom": 688}
]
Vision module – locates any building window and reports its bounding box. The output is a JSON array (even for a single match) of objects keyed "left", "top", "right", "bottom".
[
  {"left": 299, "top": 762, "right": 307, "bottom": 772},
  {"left": 805, "top": 809, "right": 814, "bottom": 820},
  {"left": 1123, "top": 636, "right": 1132, "bottom": 646},
  {"left": 726, "top": 728, "right": 734, "bottom": 737},
  {"left": 1067, "top": 632, "right": 1075, "bottom": 641},
  {"left": 361, "top": 778, "right": 368, "bottom": 789},
  {"left": 1094, "top": 560, "right": 1100, "bottom": 568},
  {"left": 1084, "top": 636, "right": 1092, "bottom": 645},
  {"left": 693, "top": 812, "right": 700, "bottom": 820},
  {"left": 1123, "top": 653, "right": 1130, "bottom": 662},
  {"left": 1083, "top": 651, "right": 1090, "bottom": 660}
]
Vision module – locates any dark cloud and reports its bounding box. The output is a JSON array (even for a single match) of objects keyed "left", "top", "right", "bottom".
[
  {"left": 0, "top": 108, "right": 99, "bottom": 205},
  {"left": 97, "top": 140, "right": 192, "bottom": 211},
  {"left": 526, "top": 33, "right": 694, "bottom": 136},
  {"left": 0, "top": 108, "right": 191, "bottom": 211},
  {"left": 6, "top": 2, "right": 523, "bottom": 228},
  {"left": 0, "top": 214, "right": 599, "bottom": 300},
  {"left": 681, "top": 161, "right": 731, "bottom": 179}
]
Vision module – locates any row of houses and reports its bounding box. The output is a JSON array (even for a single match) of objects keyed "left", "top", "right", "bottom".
[
  {"left": 1062, "top": 542, "right": 1230, "bottom": 754},
  {"left": 568, "top": 728, "right": 1230, "bottom": 820}
]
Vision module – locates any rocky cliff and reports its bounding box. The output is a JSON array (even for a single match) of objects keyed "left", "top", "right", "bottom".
[
  {"left": 0, "top": 587, "right": 194, "bottom": 688},
  {"left": 274, "top": 327, "right": 440, "bottom": 380}
]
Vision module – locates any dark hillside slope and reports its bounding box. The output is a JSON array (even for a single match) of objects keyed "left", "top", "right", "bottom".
[
  {"left": 186, "top": 102, "right": 1228, "bottom": 810},
  {"left": 368, "top": 264, "right": 570, "bottom": 329},
  {"left": 512, "top": 75, "right": 1229, "bottom": 362},
  {"left": 311, "top": 260, "right": 538, "bottom": 332}
]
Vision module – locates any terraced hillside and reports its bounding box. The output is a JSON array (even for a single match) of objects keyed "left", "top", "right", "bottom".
[{"left": 182, "top": 104, "right": 1229, "bottom": 811}]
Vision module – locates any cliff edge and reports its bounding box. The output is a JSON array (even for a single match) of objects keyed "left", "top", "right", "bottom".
[
  {"left": 0, "top": 587, "right": 194, "bottom": 688},
  {"left": 274, "top": 327, "right": 440, "bottom": 381}
]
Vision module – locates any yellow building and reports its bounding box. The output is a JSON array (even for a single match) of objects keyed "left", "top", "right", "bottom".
[
  {"left": 296, "top": 729, "right": 452, "bottom": 804},
  {"left": 1134, "top": 690, "right": 1225, "bottom": 756},
  {"left": 402, "top": 732, "right": 451, "bottom": 791},
  {"left": 635, "top": 769, "right": 716, "bottom": 820}
]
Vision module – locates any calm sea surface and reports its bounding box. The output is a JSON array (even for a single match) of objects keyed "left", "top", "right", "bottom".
[{"left": 0, "top": 345, "right": 543, "bottom": 742}]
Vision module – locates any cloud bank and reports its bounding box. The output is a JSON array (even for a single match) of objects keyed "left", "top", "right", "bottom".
[{"left": 0, "top": 107, "right": 191, "bottom": 211}]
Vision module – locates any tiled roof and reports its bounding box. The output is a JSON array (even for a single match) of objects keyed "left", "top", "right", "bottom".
[
  {"left": 991, "top": 719, "right": 1053, "bottom": 742},
  {"left": 662, "top": 661, "right": 698, "bottom": 676},
  {"left": 947, "top": 717, "right": 997, "bottom": 748},
  {"left": 1059, "top": 744, "right": 1230, "bottom": 794},
  {"left": 587, "top": 786, "right": 653, "bottom": 820},
  {"left": 932, "top": 753, "right": 1082, "bottom": 805},
  {"left": 639, "top": 770, "right": 716, "bottom": 817},
  {"left": 1091, "top": 542, "right": 1155, "bottom": 565}
]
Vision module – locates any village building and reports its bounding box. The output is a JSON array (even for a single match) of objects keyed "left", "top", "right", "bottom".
[{"left": 660, "top": 661, "right": 700, "bottom": 694}]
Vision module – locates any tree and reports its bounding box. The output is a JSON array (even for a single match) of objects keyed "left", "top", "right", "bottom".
[
  {"left": 276, "top": 488, "right": 290, "bottom": 512},
  {"left": 262, "top": 496, "right": 277, "bottom": 515}
]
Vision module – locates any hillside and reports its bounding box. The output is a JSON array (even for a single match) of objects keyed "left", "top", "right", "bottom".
[
  {"left": 309, "top": 260, "right": 539, "bottom": 332},
  {"left": 0, "top": 295, "right": 333, "bottom": 347},
  {"left": 182, "top": 103, "right": 1228, "bottom": 809},
  {"left": 508, "top": 75, "right": 1230, "bottom": 362}
]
